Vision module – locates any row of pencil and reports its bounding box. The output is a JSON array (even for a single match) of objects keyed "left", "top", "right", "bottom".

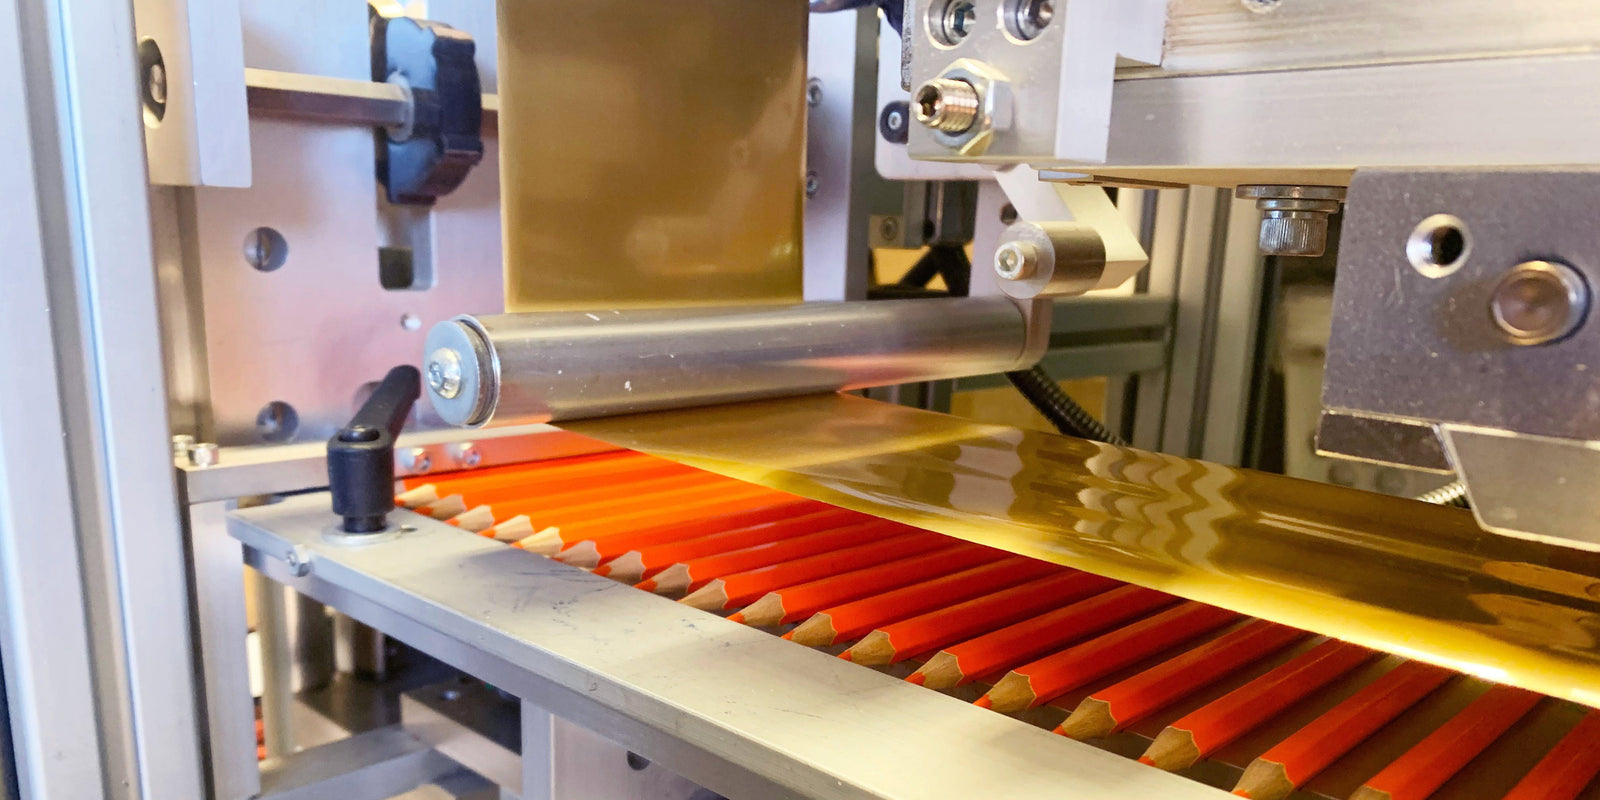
[{"left": 398, "top": 451, "right": 1600, "bottom": 800}]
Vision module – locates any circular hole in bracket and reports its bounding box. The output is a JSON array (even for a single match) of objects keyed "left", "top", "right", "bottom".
[
  {"left": 256, "top": 401, "right": 299, "bottom": 443},
  {"left": 1002, "top": 0, "right": 1055, "bottom": 41},
  {"left": 244, "top": 227, "right": 290, "bottom": 272},
  {"left": 927, "top": 0, "right": 978, "bottom": 47},
  {"left": 137, "top": 38, "right": 166, "bottom": 127},
  {"left": 1406, "top": 214, "right": 1471, "bottom": 279}
]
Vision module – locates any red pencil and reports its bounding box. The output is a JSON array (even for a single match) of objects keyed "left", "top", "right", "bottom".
[
  {"left": 1141, "top": 639, "right": 1375, "bottom": 771},
  {"left": 680, "top": 533, "right": 961, "bottom": 611},
  {"left": 1055, "top": 619, "right": 1309, "bottom": 739},
  {"left": 594, "top": 508, "right": 864, "bottom": 581},
  {"left": 976, "top": 602, "right": 1241, "bottom": 713},
  {"left": 634, "top": 519, "right": 915, "bottom": 595},
  {"left": 1348, "top": 684, "right": 1541, "bottom": 800},
  {"left": 1501, "top": 711, "right": 1600, "bottom": 800},
  {"left": 731, "top": 545, "right": 1006, "bottom": 627}
]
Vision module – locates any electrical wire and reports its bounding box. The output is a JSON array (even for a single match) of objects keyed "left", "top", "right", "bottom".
[{"left": 1005, "top": 365, "right": 1128, "bottom": 446}]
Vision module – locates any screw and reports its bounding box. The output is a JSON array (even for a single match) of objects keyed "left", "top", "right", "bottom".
[
  {"left": 1490, "top": 260, "right": 1590, "bottom": 346},
  {"left": 146, "top": 60, "right": 167, "bottom": 106},
  {"left": 878, "top": 216, "right": 901, "bottom": 242},
  {"left": 402, "top": 447, "right": 432, "bottom": 474},
  {"left": 244, "top": 227, "right": 287, "bottom": 272},
  {"left": 284, "top": 545, "right": 310, "bottom": 577},
  {"left": 171, "top": 434, "right": 195, "bottom": 460},
  {"left": 806, "top": 78, "right": 823, "bottom": 108},
  {"left": 426, "top": 348, "right": 464, "bottom": 400},
  {"left": 451, "top": 443, "right": 482, "bottom": 469},
  {"left": 994, "top": 241, "right": 1041, "bottom": 281},
  {"left": 1241, "top": 0, "right": 1282, "bottom": 12},
  {"left": 913, "top": 78, "right": 980, "bottom": 134},
  {"left": 400, "top": 313, "right": 422, "bottom": 331},
  {"left": 805, "top": 171, "right": 820, "bottom": 198},
  {"left": 879, "top": 101, "right": 910, "bottom": 144},
  {"left": 1236, "top": 185, "right": 1346, "bottom": 258},
  {"left": 189, "top": 442, "right": 220, "bottom": 468}
]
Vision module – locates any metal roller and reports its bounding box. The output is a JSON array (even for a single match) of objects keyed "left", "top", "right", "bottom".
[{"left": 423, "top": 297, "right": 1037, "bottom": 427}]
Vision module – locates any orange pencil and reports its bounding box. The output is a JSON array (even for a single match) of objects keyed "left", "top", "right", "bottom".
[
  {"left": 909, "top": 585, "right": 1178, "bottom": 689},
  {"left": 977, "top": 602, "right": 1241, "bottom": 713},
  {"left": 500, "top": 485, "right": 782, "bottom": 552},
  {"left": 1348, "top": 684, "right": 1541, "bottom": 800},
  {"left": 396, "top": 450, "right": 661, "bottom": 506},
  {"left": 442, "top": 471, "right": 722, "bottom": 530},
  {"left": 556, "top": 497, "right": 835, "bottom": 567},
  {"left": 785, "top": 557, "right": 1060, "bottom": 648},
  {"left": 1233, "top": 660, "right": 1456, "bottom": 800},
  {"left": 635, "top": 519, "right": 915, "bottom": 595},
  {"left": 680, "top": 532, "right": 960, "bottom": 611},
  {"left": 732, "top": 545, "right": 1007, "bottom": 627},
  {"left": 1141, "top": 639, "right": 1375, "bottom": 771},
  {"left": 842, "top": 571, "right": 1120, "bottom": 666},
  {"left": 1502, "top": 711, "right": 1600, "bottom": 800},
  {"left": 479, "top": 478, "right": 772, "bottom": 537},
  {"left": 1056, "top": 619, "right": 1309, "bottom": 740},
  {"left": 594, "top": 508, "right": 864, "bottom": 581}
]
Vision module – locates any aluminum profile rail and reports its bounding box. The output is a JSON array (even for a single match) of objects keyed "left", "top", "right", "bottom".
[{"left": 229, "top": 495, "right": 1224, "bottom": 800}]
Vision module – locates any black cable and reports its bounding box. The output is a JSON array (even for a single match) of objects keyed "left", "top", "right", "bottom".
[{"left": 1005, "top": 365, "right": 1128, "bottom": 446}]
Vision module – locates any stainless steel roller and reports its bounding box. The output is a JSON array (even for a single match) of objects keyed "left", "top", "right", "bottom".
[{"left": 423, "top": 297, "right": 1039, "bottom": 427}]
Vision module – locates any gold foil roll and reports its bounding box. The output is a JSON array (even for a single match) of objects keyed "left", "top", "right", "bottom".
[{"left": 567, "top": 393, "right": 1600, "bottom": 708}]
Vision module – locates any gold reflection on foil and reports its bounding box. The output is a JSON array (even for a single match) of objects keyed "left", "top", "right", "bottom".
[
  {"left": 498, "top": 1, "right": 805, "bottom": 310},
  {"left": 566, "top": 393, "right": 1600, "bottom": 707}
]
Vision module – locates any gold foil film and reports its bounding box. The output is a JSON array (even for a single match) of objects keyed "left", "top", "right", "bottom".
[
  {"left": 567, "top": 393, "right": 1600, "bottom": 707},
  {"left": 497, "top": 1, "right": 806, "bottom": 310}
]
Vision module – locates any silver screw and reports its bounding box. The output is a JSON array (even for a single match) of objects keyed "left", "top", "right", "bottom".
[
  {"left": 1241, "top": 0, "right": 1282, "bottom": 12},
  {"left": 994, "top": 241, "right": 1041, "bottom": 281},
  {"left": 171, "top": 434, "right": 196, "bottom": 460},
  {"left": 878, "top": 216, "right": 900, "bottom": 242},
  {"left": 1236, "top": 185, "right": 1346, "bottom": 258},
  {"left": 805, "top": 171, "right": 820, "bottom": 198},
  {"left": 913, "top": 78, "right": 980, "bottom": 135},
  {"left": 284, "top": 545, "right": 311, "bottom": 577},
  {"left": 451, "top": 443, "right": 482, "bottom": 469},
  {"left": 806, "top": 78, "right": 823, "bottom": 108},
  {"left": 402, "top": 447, "right": 432, "bottom": 474},
  {"left": 1490, "top": 260, "right": 1590, "bottom": 346},
  {"left": 886, "top": 109, "right": 905, "bottom": 133},
  {"left": 146, "top": 61, "right": 167, "bottom": 106},
  {"left": 426, "top": 348, "right": 464, "bottom": 400},
  {"left": 189, "top": 442, "right": 220, "bottom": 468}
]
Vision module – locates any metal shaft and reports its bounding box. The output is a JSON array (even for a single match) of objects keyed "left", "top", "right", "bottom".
[{"left": 424, "top": 297, "right": 1034, "bottom": 427}]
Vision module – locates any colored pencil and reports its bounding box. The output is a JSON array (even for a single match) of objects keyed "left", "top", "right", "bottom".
[
  {"left": 731, "top": 545, "right": 1006, "bottom": 627},
  {"left": 1501, "top": 711, "right": 1600, "bottom": 800},
  {"left": 680, "top": 533, "right": 960, "bottom": 611},
  {"left": 594, "top": 508, "right": 865, "bottom": 581},
  {"left": 1347, "top": 685, "right": 1541, "bottom": 800}
]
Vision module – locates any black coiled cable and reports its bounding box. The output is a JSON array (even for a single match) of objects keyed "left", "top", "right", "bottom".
[{"left": 1005, "top": 365, "right": 1128, "bottom": 446}]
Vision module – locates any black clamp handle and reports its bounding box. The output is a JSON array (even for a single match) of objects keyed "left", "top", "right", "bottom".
[{"left": 328, "top": 365, "right": 421, "bottom": 533}]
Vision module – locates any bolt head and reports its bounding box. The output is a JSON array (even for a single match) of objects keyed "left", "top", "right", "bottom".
[
  {"left": 404, "top": 447, "right": 433, "bottom": 474},
  {"left": 994, "top": 241, "right": 1040, "bottom": 281},
  {"left": 189, "top": 442, "right": 220, "bottom": 468},
  {"left": 452, "top": 443, "right": 482, "bottom": 468},
  {"left": 806, "top": 78, "right": 823, "bottom": 107},
  {"left": 805, "top": 171, "right": 820, "bottom": 198},
  {"left": 1258, "top": 213, "right": 1331, "bottom": 258},
  {"left": 171, "top": 434, "right": 196, "bottom": 460},
  {"left": 1491, "top": 260, "right": 1590, "bottom": 346},
  {"left": 426, "top": 348, "right": 464, "bottom": 400}
]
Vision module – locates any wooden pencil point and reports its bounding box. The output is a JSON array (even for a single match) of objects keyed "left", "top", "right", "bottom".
[
  {"left": 427, "top": 494, "right": 467, "bottom": 520},
  {"left": 634, "top": 578, "right": 659, "bottom": 592},
  {"left": 647, "top": 564, "right": 692, "bottom": 595},
  {"left": 1142, "top": 727, "right": 1201, "bottom": 772},
  {"left": 913, "top": 652, "right": 964, "bottom": 690},
  {"left": 1057, "top": 697, "right": 1117, "bottom": 740},
  {"left": 845, "top": 631, "right": 897, "bottom": 666},
  {"left": 1347, "top": 788, "right": 1391, "bottom": 800},
  {"left": 516, "top": 527, "right": 563, "bottom": 555},
  {"left": 1233, "top": 759, "right": 1295, "bottom": 800},
  {"left": 451, "top": 505, "right": 496, "bottom": 532},
  {"left": 555, "top": 541, "right": 601, "bottom": 568},
  {"left": 394, "top": 484, "right": 438, "bottom": 508},
  {"left": 736, "top": 594, "right": 786, "bottom": 627},
  {"left": 905, "top": 672, "right": 926, "bottom": 686},
  {"left": 602, "top": 552, "right": 646, "bottom": 582},
  {"left": 489, "top": 516, "right": 535, "bottom": 543},
  {"left": 787, "top": 614, "right": 838, "bottom": 647},
  {"left": 981, "top": 672, "right": 1038, "bottom": 713},
  {"left": 726, "top": 612, "right": 746, "bottom": 624},
  {"left": 680, "top": 580, "right": 730, "bottom": 611},
  {"left": 973, "top": 695, "right": 993, "bottom": 709}
]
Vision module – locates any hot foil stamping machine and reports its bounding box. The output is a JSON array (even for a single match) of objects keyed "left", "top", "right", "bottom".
[{"left": 9, "top": 1, "right": 1600, "bottom": 799}]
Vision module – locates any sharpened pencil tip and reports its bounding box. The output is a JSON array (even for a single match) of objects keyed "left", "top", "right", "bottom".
[
  {"left": 906, "top": 673, "right": 926, "bottom": 686},
  {"left": 635, "top": 579, "right": 658, "bottom": 592},
  {"left": 974, "top": 696, "right": 993, "bottom": 709},
  {"left": 838, "top": 651, "right": 854, "bottom": 662},
  {"left": 592, "top": 564, "right": 612, "bottom": 576},
  {"left": 1138, "top": 756, "right": 1156, "bottom": 766},
  {"left": 726, "top": 613, "right": 745, "bottom": 624}
]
